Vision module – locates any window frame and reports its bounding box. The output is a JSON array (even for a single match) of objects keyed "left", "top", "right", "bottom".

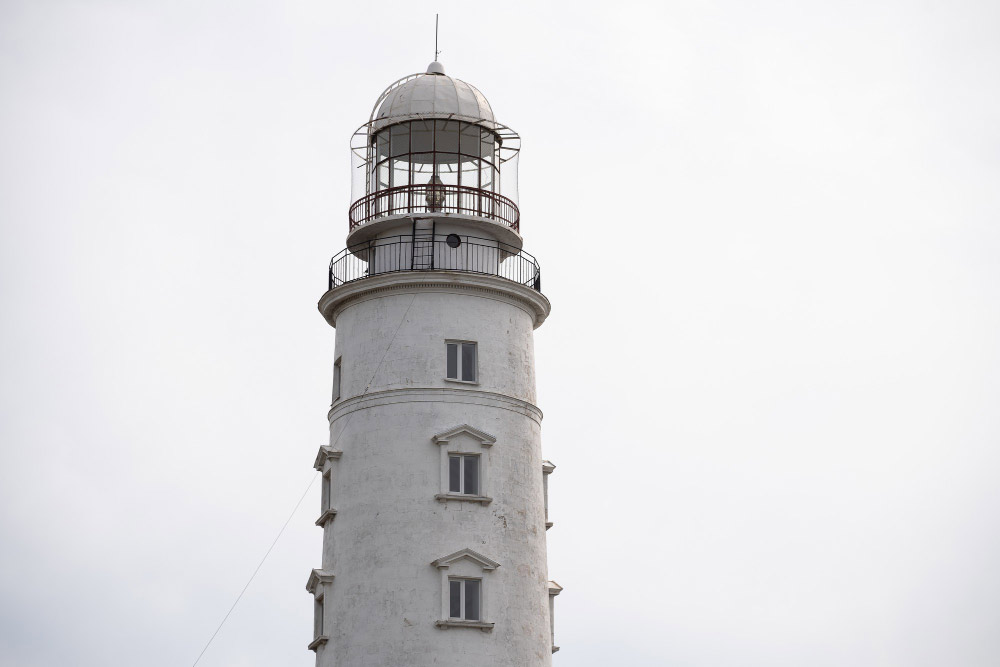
[
  {"left": 448, "top": 453, "right": 480, "bottom": 496},
  {"left": 314, "top": 593, "right": 325, "bottom": 639},
  {"left": 445, "top": 340, "right": 478, "bottom": 384},
  {"left": 322, "top": 470, "right": 332, "bottom": 511},
  {"left": 306, "top": 568, "right": 334, "bottom": 651},
  {"left": 448, "top": 577, "right": 482, "bottom": 621},
  {"left": 432, "top": 548, "right": 498, "bottom": 631},
  {"left": 313, "top": 447, "right": 341, "bottom": 526},
  {"left": 433, "top": 424, "right": 495, "bottom": 505},
  {"left": 331, "top": 356, "right": 342, "bottom": 404}
]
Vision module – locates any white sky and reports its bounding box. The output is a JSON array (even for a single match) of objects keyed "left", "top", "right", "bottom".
[{"left": 2, "top": 1, "right": 999, "bottom": 665}]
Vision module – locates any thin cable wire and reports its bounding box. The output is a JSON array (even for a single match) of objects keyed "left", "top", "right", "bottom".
[
  {"left": 360, "top": 292, "right": 417, "bottom": 398},
  {"left": 190, "top": 292, "right": 418, "bottom": 665},
  {"left": 190, "top": 472, "right": 318, "bottom": 667}
]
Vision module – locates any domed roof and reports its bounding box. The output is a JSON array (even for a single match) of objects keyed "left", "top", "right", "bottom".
[{"left": 371, "top": 62, "right": 495, "bottom": 131}]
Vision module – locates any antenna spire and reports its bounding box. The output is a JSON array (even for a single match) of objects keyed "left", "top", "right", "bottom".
[{"left": 434, "top": 14, "right": 441, "bottom": 61}]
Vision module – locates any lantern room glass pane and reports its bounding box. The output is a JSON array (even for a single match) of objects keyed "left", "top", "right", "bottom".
[
  {"left": 391, "top": 158, "right": 408, "bottom": 189},
  {"left": 411, "top": 153, "right": 434, "bottom": 180},
  {"left": 376, "top": 132, "right": 390, "bottom": 161},
  {"left": 481, "top": 164, "right": 495, "bottom": 193},
  {"left": 376, "top": 162, "right": 389, "bottom": 191},
  {"left": 389, "top": 124, "right": 409, "bottom": 157},
  {"left": 481, "top": 133, "right": 496, "bottom": 163},
  {"left": 460, "top": 124, "right": 481, "bottom": 157},
  {"left": 435, "top": 120, "right": 460, "bottom": 153},
  {"left": 411, "top": 120, "right": 433, "bottom": 153}
]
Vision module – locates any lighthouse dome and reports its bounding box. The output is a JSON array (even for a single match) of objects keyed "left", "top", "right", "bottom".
[{"left": 371, "top": 62, "right": 496, "bottom": 131}]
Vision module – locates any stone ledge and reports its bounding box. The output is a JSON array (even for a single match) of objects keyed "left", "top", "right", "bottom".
[
  {"left": 313, "top": 446, "right": 343, "bottom": 471},
  {"left": 318, "top": 271, "right": 551, "bottom": 329},
  {"left": 307, "top": 635, "right": 329, "bottom": 652},
  {"left": 314, "top": 508, "right": 338, "bottom": 526},
  {"left": 328, "top": 387, "right": 543, "bottom": 425},
  {"left": 434, "top": 493, "right": 493, "bottom": 505},
  {"left": 434, "top": 619, "right": 495, "bottom": 632}
]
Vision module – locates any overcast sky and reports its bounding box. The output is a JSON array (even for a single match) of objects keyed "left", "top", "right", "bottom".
[{"left": 2, "top": 1, "right": 999, "bottom": 665}]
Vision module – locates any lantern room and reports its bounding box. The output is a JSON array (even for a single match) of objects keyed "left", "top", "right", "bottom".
[{"left": 349, "top": 62, "right": 521, "bottom": 237}]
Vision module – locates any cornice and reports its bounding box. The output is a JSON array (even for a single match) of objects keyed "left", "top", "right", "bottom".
[
  {"left": 432, "top": 424, "right": 497, "bottom": 446},
  {"left": 327, "top": 387, "right": 543, "bottom": 425},
  {"left": 305, "top": 569, "right": 335, "bottom": 594},
  {"left": 346, "top": 212, "right": 523, "bottom": 250},
  {"left": 313, "top": 446, "right": 343, "bottom": 471},
  {"left": 317, "top": 271, "right": 551, "bottom": 329},
  {"left": 431, "top": 548, "right": 500, "bottom": 571}
]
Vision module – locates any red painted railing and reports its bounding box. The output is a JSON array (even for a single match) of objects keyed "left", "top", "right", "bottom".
[{"left": 349, "top": 184, "right": 519, "bottom": 232}]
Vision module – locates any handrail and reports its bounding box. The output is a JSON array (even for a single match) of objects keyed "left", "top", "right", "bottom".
[
  {"left": 328, "top": 234, "right": 540, "bottom": 293},
  {"left": 348, "top": 184, "right": 519, "bottom": 232}
]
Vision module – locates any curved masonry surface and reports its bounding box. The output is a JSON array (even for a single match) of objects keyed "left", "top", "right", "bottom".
[{"left": 312, "top": 265, "right": 556, "bottom": 666}]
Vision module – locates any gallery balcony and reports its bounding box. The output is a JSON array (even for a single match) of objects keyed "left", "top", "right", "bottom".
[
  {"left": 327, "top": 233, "right": 541, "bottom": 293},
  {"left": 348, "top": 183, "right": 520, "bottom": 233}
]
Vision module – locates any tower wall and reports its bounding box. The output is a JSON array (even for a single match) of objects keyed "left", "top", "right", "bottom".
[{"left": 316, "top": 279, "right": 552, "bottom": 666}]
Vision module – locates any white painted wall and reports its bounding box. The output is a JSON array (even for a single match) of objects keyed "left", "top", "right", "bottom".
[{"left": 314, "top": 241, "right": 554, "bottom": 665}]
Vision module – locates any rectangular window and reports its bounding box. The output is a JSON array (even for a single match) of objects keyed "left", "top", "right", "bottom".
[
  {"left": 322, "top": 472, "right": 331, "bottom": 511},
  {"left": 314, "top": 595, "right": 324, "bottom": 639},
  {"left": 448, "top": 454, "right": 479, "bottom": 495},
  {"left": 445, "top": 341, "right": 477, "bottom": 382},
  {"left": 449, "top": 578, "right": 481, "bottom": 621},
  {"left": 331, "top": 357, "right": 342, "bottom": 404}
]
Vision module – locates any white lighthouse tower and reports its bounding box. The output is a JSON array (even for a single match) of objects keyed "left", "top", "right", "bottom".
[{"left": 309, "top": 60, "right": 559, "bottom": 665}]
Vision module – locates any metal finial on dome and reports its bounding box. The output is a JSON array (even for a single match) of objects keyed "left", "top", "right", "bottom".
[{"left": 427, "top": 14, "right": 444, "bottom": 75}]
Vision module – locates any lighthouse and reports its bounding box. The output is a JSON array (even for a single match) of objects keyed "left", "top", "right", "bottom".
[{"left": 310, "top": 60, "right": 559, "bottom": 665}]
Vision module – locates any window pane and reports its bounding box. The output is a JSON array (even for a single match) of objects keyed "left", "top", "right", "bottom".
[
  {"left": 464, "top": 580, "right": 481, "bottom": 621},
  {"left": 332, "top": 360, "right": 341, "bottom": 402},
  {"left": 449, "top": 580, "right": 462, "bottom": 618},
  {"left": 376, "top": 132, "right": 390, "bottom": 160},
  {"left": 481, "top": 132, "right": 496, "bottom": 163},
  {"left": 390, "top": 123, "right": 409, "bottom": 157},
  {"left": 461, "top": 343, "right": 476, "bottom": 382},
  {"left": 449, "top": 456, "right": 461, "bottom": 493},
  {"left": 411, "top": 120, "right": 433, "bottom": 153},
  {"left": 460, "top": 123, "right": 481, "bottom": 157},
  {"left": 314, "top": 598, "right": 324, "bottom": 637},
  {"left": 435, "top": 120, "right": 460, "bottom": 153},
  {"left": 446, "top": 343, "right": 458, "bottom": 379},
  {"left": 463, "top": 456, "right": 479, "bottom": 495}
]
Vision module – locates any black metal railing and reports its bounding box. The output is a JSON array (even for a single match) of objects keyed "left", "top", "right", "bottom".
[
  {"left": 328, "top": 234, "right": 541, "bottom": 292},
  {"left": 349, "top": 184, "right": 519, "bottom": 232}
]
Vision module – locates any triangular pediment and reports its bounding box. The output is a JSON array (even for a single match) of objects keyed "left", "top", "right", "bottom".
[
  {"left": 431, "top": 424, "right": 496, "bottom": 446},
  {"left": 305, "top": 568, "right": 335, "bottom": 594},
  {"left": 431, "top": 548, "right": 500, "bottom": 571},
  {"left": 313, "top": 445, "right": 343, "bottom": 470}
]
